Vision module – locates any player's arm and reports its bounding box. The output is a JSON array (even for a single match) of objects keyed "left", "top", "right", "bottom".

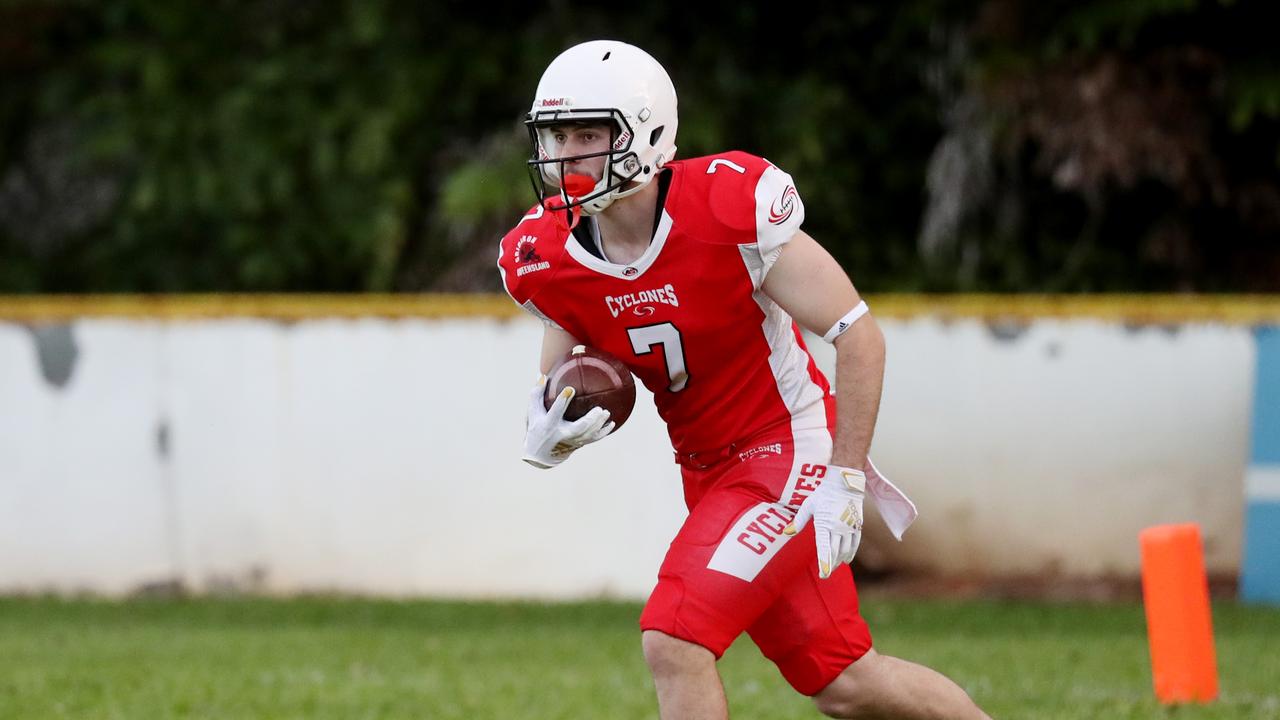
[
  {"left": 761, "top": 230, "right": 884, "bottom": 468},
  {"left": 765, "top": 229, "right": 889, "bottom": 578},
  {"left": 522, "top": 323, "right": 614, "bottom": 469},
  {"left": 540, "top": 324, "right": 580, "bottom": 374}
]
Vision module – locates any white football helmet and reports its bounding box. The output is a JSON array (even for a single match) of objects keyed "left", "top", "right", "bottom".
[{"left": 526, "top": 40, "right": 678, "bottom": 215}]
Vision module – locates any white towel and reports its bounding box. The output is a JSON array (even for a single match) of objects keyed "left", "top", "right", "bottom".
[{"left": 865, "top": 457, "right": 919, "bottom": 540}]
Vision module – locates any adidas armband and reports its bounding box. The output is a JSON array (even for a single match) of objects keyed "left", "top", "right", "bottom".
[{"left": 822, "top": 301, "right": 869, "bottom": 343}]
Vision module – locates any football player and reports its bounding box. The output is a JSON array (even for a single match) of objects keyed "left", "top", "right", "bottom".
[{"left": 498, "top": 40, "right": 991, "bottom": 720}]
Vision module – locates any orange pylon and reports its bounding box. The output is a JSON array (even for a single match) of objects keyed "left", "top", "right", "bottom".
[{"left": 1139, "top": 523, "right": 1219, "bottom": 704}]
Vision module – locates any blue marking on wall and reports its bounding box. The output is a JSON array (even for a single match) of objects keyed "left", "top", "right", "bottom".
[
  {"left": 1242, "top": 501, "right": 1280, "bottom": 603},
  {"left": 1243, "top": 326, "right": 1280, "bottom": 605}
]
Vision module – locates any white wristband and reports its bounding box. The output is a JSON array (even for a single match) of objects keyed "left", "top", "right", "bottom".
[{"left": 822, "top": 301, "right": 869, "bottom": 343}]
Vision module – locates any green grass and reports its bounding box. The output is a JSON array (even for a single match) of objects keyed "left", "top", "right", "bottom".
[{"left": 0, "top": 596, "right": 1277, "bottom": 719}]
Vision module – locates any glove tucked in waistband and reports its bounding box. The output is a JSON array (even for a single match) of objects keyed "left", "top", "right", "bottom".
[{"left": 864, "top": 457, "right": 918, "bottom": 540}]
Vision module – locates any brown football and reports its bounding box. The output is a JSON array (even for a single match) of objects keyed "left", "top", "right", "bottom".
[{"left": 544, "top": 345, "right": 636, "bottom": 430}]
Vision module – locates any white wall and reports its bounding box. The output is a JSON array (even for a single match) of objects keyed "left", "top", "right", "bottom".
[{"left": 0, "top": 314, "right": 1253, "bottom": 598}]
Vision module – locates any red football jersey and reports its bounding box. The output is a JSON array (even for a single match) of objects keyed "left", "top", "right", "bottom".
[{"left": 498, "top": 151, "right": 832, "bottom": 454}]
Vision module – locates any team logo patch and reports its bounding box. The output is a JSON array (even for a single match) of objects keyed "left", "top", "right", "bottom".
[
  {"left": 515, "top": 235, "right": 541, "bottom": 263},
  {"left": 514, "top": 235, "right": 550, "bottom": 277},
  {"left": 768, "top": 185, "right": 798, "bottom": 225}
]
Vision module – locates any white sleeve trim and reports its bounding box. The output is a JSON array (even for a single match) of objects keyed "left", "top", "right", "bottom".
[
  {"left": 751, "top": 164, "right": 805, "bottom": 287},
  {"left": 522, "top": 299, "right": 564, "bottom": 330},
  {"left": 822, "top": 301, "right": 868, "bottom": 343}
]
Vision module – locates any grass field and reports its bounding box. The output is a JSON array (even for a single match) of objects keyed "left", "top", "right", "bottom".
[{"left": 1, "top": 595, "right": 1277, "bottom": 719}]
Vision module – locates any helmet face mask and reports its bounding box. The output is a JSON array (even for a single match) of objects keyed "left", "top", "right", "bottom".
[
  {"left": 524, "top": 40, "right": 678, "bottom": 219},
  {"left": 525, "top": 108, "right": 643, "bottom": 217}
]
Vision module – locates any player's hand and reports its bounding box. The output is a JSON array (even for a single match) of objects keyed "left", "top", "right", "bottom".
[
  {"left": 522, "top": 375, "right": 614, "bottom": 469},
  {"left": 784, "top": 463, "right": 866, "bottom": 579}
]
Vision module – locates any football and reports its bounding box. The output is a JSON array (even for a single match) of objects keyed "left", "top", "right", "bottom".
[{"left": 544, "top": 345, "right": 636, "bottom": 430}]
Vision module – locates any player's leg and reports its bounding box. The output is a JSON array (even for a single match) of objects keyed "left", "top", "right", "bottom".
[
  {"left": 638, "top": 407, "right": 849, "bottom": 719},
  {"left": 642, "top": 630, "right": 728, "bottom": 720},
  {"left": 811, "top": 649, "right": 991, "bottom": 720},
  {"left": 743, "top": 519, "right": 989, "bottom": 719},
  {"left": 741, "top": 424, "right": 991, "bottom": 718},
  {"left": 638, "top": 474, "right": 801, "bottom": 720}
]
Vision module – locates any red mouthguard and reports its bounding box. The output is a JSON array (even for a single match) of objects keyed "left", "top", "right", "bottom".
[
  {"left": 543, "top": 174, "right": 596, "bottom": 231},
  {"left": 562, "top": 174, "right": 596, "bottom": 198}
]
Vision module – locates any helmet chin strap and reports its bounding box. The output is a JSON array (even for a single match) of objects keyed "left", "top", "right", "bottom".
[
  {"left": 570, "top": 170, "right": 620, "bottom": 216},
  {"left": 582, "top": 154, "right": 651, "bottom": 215}
]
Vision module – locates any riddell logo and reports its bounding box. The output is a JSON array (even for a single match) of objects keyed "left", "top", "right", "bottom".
[
  {"left": 539, "top": 97, "right": 571, "bottom": 107},
  {"left": 605, "top": 283, "right": 678, "bottom": 318},
  {"left": 768, "top": 185, "right": 798, "bottom": 225}
]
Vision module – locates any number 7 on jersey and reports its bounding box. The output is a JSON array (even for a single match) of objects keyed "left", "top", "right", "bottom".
[{"left": 627, "top": 322, "right": 689, "bottom": 392}]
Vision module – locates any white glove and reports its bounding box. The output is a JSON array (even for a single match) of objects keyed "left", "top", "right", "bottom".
[
  {"left": 784, "top": 463, "right": 866, "bottom": 579},
  {"left": 522, "top": 375, "right": 614, "bottom": 469}
]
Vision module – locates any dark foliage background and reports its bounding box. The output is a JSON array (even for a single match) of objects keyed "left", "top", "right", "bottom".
[{"left": 1, "top": 0, "right": 1276, "bottom": 293}]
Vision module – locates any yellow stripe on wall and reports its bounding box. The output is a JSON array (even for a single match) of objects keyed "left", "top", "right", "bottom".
[
  {"left": 1, "top": 294, "right": 1280, "bottom": 324},
  {"left": 0, "top": 294, "right": 521, "bottom": 321}
]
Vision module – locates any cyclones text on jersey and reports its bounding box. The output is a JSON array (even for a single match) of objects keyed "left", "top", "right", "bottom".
[{"left": 605, "top": 283, "right": 679, "bottom": 318}]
